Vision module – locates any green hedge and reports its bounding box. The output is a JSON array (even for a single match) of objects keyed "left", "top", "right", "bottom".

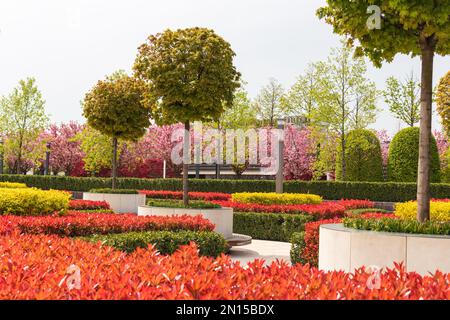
[
  {"left": 1, "top": 174, "right": 450, "bottom": 202},
  {"left": 85, "top": 230, "right": 227, "bottom": 257},
  {"left": 233, "top": 212, "right": 313, "bottom": 242},
  {"left": 343, "top": 217, "right": 450, "bottom": 235},
  {"left": 290, "top": 232, "right": 306, "bottom": 265},
  {"left": 89, "top": 188, "right": 138, "bottom": 194},
  {"left": 147, "top": 199, "right": 221, "bottom": 209}
]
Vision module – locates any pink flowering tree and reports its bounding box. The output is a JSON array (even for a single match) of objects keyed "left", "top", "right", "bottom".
[
  {"left": 283, "top": 124, "right": 316, "bottom": 180},
  {"left": 434, "top": 130, "right": 449, "bottom": 169},
  {"left": 376, "top": 130, "right": 391, "bottom": 179},
  {"left": 43, "top": 122, "right": 85, "bottom": 175}
]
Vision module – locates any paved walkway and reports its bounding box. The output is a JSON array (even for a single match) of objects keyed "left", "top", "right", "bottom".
[{"left": 229, "top": 240, "right": 292, "bottom": 266}]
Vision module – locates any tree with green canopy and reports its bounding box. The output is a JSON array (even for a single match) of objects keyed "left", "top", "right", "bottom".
[
  {"left": 436, "top": 70, "right": 450, "bottom": 136},
  {"left": 83, "top": 71, "right": 150, "bottom": 189},
  {"left": 134, "top": 28, "right": 241, "bottom": 205},
  {"left": 384, "top": 73, "right": 421, "bottom": 127},
  {"left": 254, "top": 78, "right": 285, "bottom": 127},
  {"left": 0, "top": 77, "right": 49, "bottom": 174},
  {"left": 317, "top": 0, "right": 450, "bottom": 222}
]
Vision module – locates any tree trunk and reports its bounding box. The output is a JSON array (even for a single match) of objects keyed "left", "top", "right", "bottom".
[
  {"left": 417, "top": 36, "right": 435, "bottom": 223},
  {"left": 341, "top": 132, "right": 346, "bottom": 180},
  {"left": 183, "top": 122, "right": 190, "bottom": 206},
  {"left": 112, "top": 136, "right": 118, "bottom": 190}
]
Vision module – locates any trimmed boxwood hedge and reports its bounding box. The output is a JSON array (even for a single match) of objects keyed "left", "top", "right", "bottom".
[
  {"left": 388, "top": 127, "right": 441, "bottom": 182},
  {"left": 290, "top": 232, "right": 306, "bottom": 265},
  {"left": 233, "top": 212, "right": 313, "bottom": 242},
  {"left": 85, "top": 230, "right": 227, "bottom": 257},
  {"left": 1, "top": 174, "right": 450, "bottom": 202}
]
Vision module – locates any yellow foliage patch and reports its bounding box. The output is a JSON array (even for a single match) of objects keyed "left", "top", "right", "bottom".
[
  {"left": 0, "top": 182, "right": 28, "bottom": 189},
  {"left": 395, "top": 201, "right": 450, "bottom": 222},
  {"left": 232, "top": 192, "right": 323, "bottom": 205},
  {"left": 0, "top": 188, "right": 70, "bottom": 216}
]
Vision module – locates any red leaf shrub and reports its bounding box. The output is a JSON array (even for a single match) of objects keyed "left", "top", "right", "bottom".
[
  {"left": 301, "top": 213, "right": 394, "bottom": 266},
  {"left": 0, "top": 233, "right": 448, "bottom": 300},
  {"left": 213, "top": 201, "right": 347, "bottom": 220},
  {"left": 0, "top": 213, "right": 214, "bottom": 237},
  {"left": 69, "top": 200, "right": 111, "bottom": 211},
  {"left": 335, "top": 199, "right": 375, "bottom": 210},
  {"left": 140, "top": 190, "right": 231, "bottom": 201}
]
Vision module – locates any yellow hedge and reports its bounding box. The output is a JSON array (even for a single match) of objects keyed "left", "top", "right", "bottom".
[
  {"left": 0, "top": 188, "right": 71, "bottom": 216},
  {"left": 0, "top": 182, "right": 28, "bottom": 189},
  {"left": 232, "top": 192, "right": 323, "bottom": 205},
  {"left": 395, "top": 201, "right": 450, "bottom": 222}
]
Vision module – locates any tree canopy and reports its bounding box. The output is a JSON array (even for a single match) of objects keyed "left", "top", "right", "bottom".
[{"left": 436, "top": 71, "right": 450, "bottom": 136}]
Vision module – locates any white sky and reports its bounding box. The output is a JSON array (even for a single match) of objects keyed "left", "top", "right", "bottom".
[{"left": 0, "top": 0, "right": 449, "bottom": 135}]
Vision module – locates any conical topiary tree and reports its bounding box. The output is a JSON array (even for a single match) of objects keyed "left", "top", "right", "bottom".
[
  {"left": 335, "top": 129, "right": 383, "bottom": 182},
  {"left": 388, "top": 127, "right": 441, "bottom": 183}
]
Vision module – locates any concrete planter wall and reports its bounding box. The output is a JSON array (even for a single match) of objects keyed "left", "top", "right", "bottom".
[
  {"left": 319, "top": 224, "right": 450, "bottom": 276},
  {"left": 138, "top": 206, "right": 233, "bottom": 239},
  {"left": 83, "top": 193, "right": 146, "bottom": 214}
]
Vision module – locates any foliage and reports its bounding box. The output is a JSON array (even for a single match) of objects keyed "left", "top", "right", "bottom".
[
  {"left": 290, "top": 232, "right": 306, "bottom": 265},
  {"left": 86, "top": 230, "right": 227, "bottom": 257},
  {"left": 89, "top": 188, "right": 138, "bottom": 194},
  {"left": 0, "top": 188, "right": 70, "bottom": 216},
  {"left": 233, "top": 212, "right": 312, "bottom": 242},
  {"left": 282, "top": 63, "right": 320, "bottom": 124},
  {"left": 388, "top": 127, "right": 441, "bottom": 182},
  {"left": 45, "top": 122, "right": 85, "bottom": 175},
  {"left": 134, "top": 28, "right": 241, "bottom": 125},
  {"left": 335, "top": 129, "right": 383, "bottom": 182},
  {"left": 0, "top": 212, "right": 215, "bottom": 237},
  {"left": 231, "top": 192, "right": 322, "bottom": 205},
  {"left": 395, "top": 201, "right": 450, "bottom": 222},
  {"left": 139, "top": 190, "right": 231, "bottom": 201},
  {"left": 253, "top": 78, "right": 285, "bottom": 127},
  {"left": 1, "top": 234, "right": 448, "bottom": 300},
  {"left": 220, "top": 84, "right": 257, "bottom": 129},
  {"left": 68, "top": 200, "right": 111, "bottom": 211},
  {"left": 0, "top": 182, "right": 27, "bottom": 189},
  {"left": 213, "top": 200, "right": 346, "bottom": 220},
  {"left": 344, "top": 217, "right": 450, "bottom": 236},
  {"left": 384, "top": 74, "right": 421, "bottom": 127},
  {"left": 83, "top": 72, "right": 149, "bottom": 141},
  {"left": 0, "top": 78, "right": 50, "bottom": 174},
  {"left": 436, "top": 70, "right": 450, "bottom": 136},
  {"left": 283, "top": 125, "right": 316, "bottom": 180},
  {"left": 146, "top": 199, "right": 221, "bottom": 209}
]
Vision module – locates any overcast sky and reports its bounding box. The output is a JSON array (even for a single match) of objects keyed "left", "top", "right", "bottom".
[{"left": 0, "top": 0, "right": 449, "bottom": 135}]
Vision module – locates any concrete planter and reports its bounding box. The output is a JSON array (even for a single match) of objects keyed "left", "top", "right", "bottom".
[
  {"left": 138, "top": 206, "right": 233, "bottom": 239},
  {"left": 83, "top": 193, "right": 146, "bottom": 214},
  {"left": 319, "top": 224, "right": 450, "bottom": 276}
]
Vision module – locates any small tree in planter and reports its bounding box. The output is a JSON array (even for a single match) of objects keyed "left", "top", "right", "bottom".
[
  {"left": 83, "top": 71, "right": 151, "bottom": 189},
  {"left": 134, "top": 28, "right": 241, "bottom": 205}
]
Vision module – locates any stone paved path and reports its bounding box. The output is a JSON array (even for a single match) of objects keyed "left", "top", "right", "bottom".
[{"left": 229, "top": 240, "right": 292, "bottom": 266}]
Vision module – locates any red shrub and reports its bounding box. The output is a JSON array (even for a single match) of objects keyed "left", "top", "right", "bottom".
[
  {"left": 69, "top": 200, "right": 111, "bottom": 211},
  {"left": 213, "top": 201, "right": 346, "bottom": 220},
  {"left": 302, "top": 213, "right": 394, "bottom": 266},
  {"left": 0, "top": 233, "right": 447, "bottom": 300},
  {"left": 140, "top": 190, "right": 231, "bottom": 201},
  {"left": 335, "top": 199, "right": 375, "bottom": 210},
  {"left": 0, "top": 213, "right": 214, "bottom": 237}
]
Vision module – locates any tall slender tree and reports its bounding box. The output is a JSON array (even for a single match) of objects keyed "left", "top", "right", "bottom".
[
  {"left": 0, "top": 78, "right": 49, "bottom": 174},
  {"left": 384, "top": 73, "right": 421, "bottom": 127},
  {"left": 318, "top": 0, "right": 450, "bottom": 222},
  {"left": 436, "top": 71, "right": 450, "bottom": 136},
  {"left": 254, "top": 78, "right": 285, "bottom": 127}
]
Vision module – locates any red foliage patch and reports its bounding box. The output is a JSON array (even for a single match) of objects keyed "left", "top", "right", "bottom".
[
  {"left": 0, "top": 233, "right": 448, "bottom": 300},
  {"left": 335, "top": 199, "right": 375, "bottom": 210},
  {"left": 69, "top": 200, "right": 111, "bottom": 211},
  {"left": 0, "top": 212, "right": 214, "bottom": 237},
  {"left": 213, "top": 201, "right": 347, "bottom": 220},
  {"left": 139, "top": 190, "right": 231, "bottom": 201}
]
